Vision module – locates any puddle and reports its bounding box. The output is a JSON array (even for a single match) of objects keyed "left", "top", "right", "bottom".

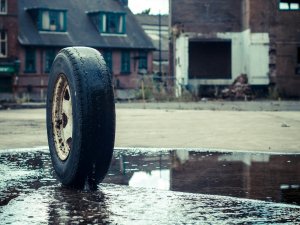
[
  {"left": 104, "top": 149, "right": 300, "bottom": 205},
  {"left": 0, "top": 148, "right": 300, "bottom": 224},
  {"left": 1, "top": 149, "right": 300, "bottom": 205}
]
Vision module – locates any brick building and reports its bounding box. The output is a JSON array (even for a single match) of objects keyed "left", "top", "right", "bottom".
[
  {"left": 170, "top": 0, "right": 300, "bottom": 98},
  {"left": 171, "top": 151, "right": 300, "bottom": 204},
  {"left": 0, "top": 0, "right": 154, "bottom": 100},
  {"left": 0, "top": 0, "right": 19, "bottom": 98}
]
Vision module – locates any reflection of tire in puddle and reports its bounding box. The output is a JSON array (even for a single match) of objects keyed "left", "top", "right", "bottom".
[
  {"left": 47, "top": 47, "right": 115, "bottom": 189},
  {"left": 48, "top": 186, "right": 110, "bottom": 224}
]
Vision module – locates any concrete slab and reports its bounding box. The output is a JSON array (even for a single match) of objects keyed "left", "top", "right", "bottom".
[{"left": 0, "top": 102, "right": 299, "bottom": 152}]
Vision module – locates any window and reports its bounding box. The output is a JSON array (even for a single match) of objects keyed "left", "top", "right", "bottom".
[
  {"left": 39, "top": 10, "right": 67, "bottom": 32},
  {"left": 0, "top": 0, "right": 7, "bottom": 14},
  {"left": 45, "top": 49, "right": 56, "bottom": 72},
  {"left": 0, "top": 30, "right": 7, "bottom": 57},
  {"left": 279, "top": 0, "right": 300, "bottom": 10},
  {"left": 103, "top": 51, "right": 113, "bottom": 72},
  {"left": 296, "top": 47, "right": 300, "bottom": 75},
  {"left": 25, "top": 49, "right": 36, "bottom": 73},
  {"left": 121, "top": 51, "right": 130, "bottom": 74},
  {"left": 99, "top": 12, "right": 126, "bottom": 34},
  {"left": 188, "top": 41, "right": 231, "bottom": 79},
  {"left": 138, "top": 51, "right": 148, "bottom": 70}
]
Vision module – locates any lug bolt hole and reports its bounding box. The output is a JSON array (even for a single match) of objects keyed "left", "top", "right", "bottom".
[
  {"left": 64, "top": 88, "right": 70, "bottom": 101},
  {"left": 62, "top": 113, "right": 68, "bottom": 128}
]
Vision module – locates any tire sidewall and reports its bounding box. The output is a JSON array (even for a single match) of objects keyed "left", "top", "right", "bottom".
[{"left": 47, "top": 52, "right": 82, "bottom": 185}]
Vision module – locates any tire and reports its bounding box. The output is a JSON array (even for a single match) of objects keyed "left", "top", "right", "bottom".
[{"left": 46, "top": 47, "right": 115, "bottom": 189}]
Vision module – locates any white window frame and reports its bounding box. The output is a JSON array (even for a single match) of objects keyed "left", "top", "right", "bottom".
[
  {"left": 0, "top": 30, "right": 7, "bottom": 58},
  {"left": 279, "top": 0, "right": 300, "bottom": 10},
  {"left": 99, "top": 12, "right": 125, "bottom": 34},
  {"left": 0, "top": 0, "right": 7, "bottom": 14},
  {"left": 39, "top": 10, "right": 67, "bottom": 32}
]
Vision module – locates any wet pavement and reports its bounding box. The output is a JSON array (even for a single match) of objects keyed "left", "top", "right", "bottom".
[{"left": 0, "top": 148, "right": 300, "bottom": 224}]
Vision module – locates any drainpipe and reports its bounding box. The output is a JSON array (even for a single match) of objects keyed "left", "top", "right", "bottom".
[{"left": 13, "top": 59, "right": 20, "bottom": 100}]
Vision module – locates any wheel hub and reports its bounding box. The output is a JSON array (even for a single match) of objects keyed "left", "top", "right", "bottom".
[{"left": 52, "top": 74, "right": 73, "bottom": 161}]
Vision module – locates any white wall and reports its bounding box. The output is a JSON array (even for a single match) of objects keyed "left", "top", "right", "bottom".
[
  {"left": 174, "top": 29, "right": 270, "bottom": 94},
  {"left": 248, "top": 32, "right": 270, "bottom": 85},
  {"left": 175, "top": 34, "right": 189, "bottom": 96},
  {"left": 216, "top": 29, "right": 269, "bottom": 85}
]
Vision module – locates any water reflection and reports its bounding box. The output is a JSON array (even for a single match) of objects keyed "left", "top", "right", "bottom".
[
  {"left": 103, "top": 150, "right": 300, "bottom": 205},
  {"left": 0, "top": 149, "right": 300, "bottom": 224},
  {"left": 104, "top": 151, "right": 171, "bottom": 190},
  {"left": 0, "top": 149, "right": 299, "bottom": 206},
  {"left": 129, "top": 169, "right": 170, "bottom": 190}
]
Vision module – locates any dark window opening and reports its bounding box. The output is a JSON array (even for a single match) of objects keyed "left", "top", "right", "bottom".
[
  {"left": 99, "top": 12, "right": 126, "bottom": 34},
  {"left": 0, "top": 0, "right": 6, "bottom": 14},
  {"left": 188, "top": 41, "right": 232, "bottom": 79},
  {"left": 45, "top": 49, "right": 56, "bottom": 73},
  {"left": 279, "top": 0, "right": 300, "bottom": 10},
  {"left": 138, "top": 51, "right": 148, "bottom": 70},
  {"left": 0, "top": 30, "right": 7, "bottom": 57},
  {"left": 121, "top": 51, "right": 130, "bottom": 74},
  {"left": 0, "top": 77, "right": 12, "bottom": 93},
  {"left": 25, "top": 49, "right": 36, "bottom": 73},
  {"left": 38, "top": 10, "right": 67, "bottom": 32},
  {"left": 296, "top": 47, "right": 300, "bottom": 75},
  {"left": 103, "top": 51, "right": 113, "bottom": 73}
]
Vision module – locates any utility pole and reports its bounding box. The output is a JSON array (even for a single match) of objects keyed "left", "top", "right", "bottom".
[{"left": 158, "top": 12, "right": 162, "bottom": 79}]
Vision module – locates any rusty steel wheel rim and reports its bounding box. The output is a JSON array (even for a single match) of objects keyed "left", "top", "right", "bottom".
[{"left": 52, "top": 74, "right": 73, "bottom": 161}]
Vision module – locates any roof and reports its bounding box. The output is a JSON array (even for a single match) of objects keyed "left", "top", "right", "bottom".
[
  {"left": 18, "top": 0, "right": 154, "bottom": 50},
  {"left": 135, "top": 14, "right": 169, "bottom": 27},
  {"left": 135, "top": 14, "right": 169, "bottom": 61}
]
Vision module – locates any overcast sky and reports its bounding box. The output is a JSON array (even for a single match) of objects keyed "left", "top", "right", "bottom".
[{"left": 128, "top": 0, "right": 169, "bottom": 15}]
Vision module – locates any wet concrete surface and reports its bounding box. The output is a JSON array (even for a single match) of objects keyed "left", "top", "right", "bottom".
[{"left": 0, "top": 148, "right": 300, "bottom": 224}]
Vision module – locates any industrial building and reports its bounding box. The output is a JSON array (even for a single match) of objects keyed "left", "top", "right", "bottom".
[{"left": 169, "top": 0, "right": 300, "bottom": 98}]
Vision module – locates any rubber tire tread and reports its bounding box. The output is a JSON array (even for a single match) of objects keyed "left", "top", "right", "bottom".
[{"left": 46, "top": 47, "right": 115, "bottom": 189}]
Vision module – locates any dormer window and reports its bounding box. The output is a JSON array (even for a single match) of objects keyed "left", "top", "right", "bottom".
[
  {"left": 27, "top": 8, "right": 67, "bottom": 32},
  {"left": 89, "top": 11, "right": 126, "bottom": 34},
  {"left": 38, "top": 10, "right": 67, "bottom": 32},
  {"left": 99, "top": 12, "right": 125, "bottom": 34}
]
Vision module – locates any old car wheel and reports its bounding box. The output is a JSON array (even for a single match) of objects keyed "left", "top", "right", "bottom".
[{"left": 46, "top": 47, "right": 115, "bottom": 189}]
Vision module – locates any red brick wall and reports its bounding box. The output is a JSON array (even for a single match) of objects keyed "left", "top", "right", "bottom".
[
  {"left": 18, "top": 47, "right": 48, "bottom": 97},
  {"left": 171, "top": 0, "right": 242, "bottom": 33},
  {"left": 17, "top": 47, "right": 153, "bottom": 96},
  {"left": 248, "top": 0, "right": 300, "bottom": 97},
  {"left": 276, "top": 44, "right": 300, "bottom": 97},
  {"left": 249, "top": 156, "right": 300, "bottom": 202},
  {"left": 274, "top": 8, "right": 300, "bottom": 97},
  {"left": 0, "top": 0, "right": 19, "bottom": 59},
  {"left": 248, "top": 0, "right": 275, "bottom": 33},
  {"left": 19, "top": 48, "right": 47, "bottom": 77},
  {"left": 113, "top": 50, "right": 138, "bottom": 89},
  {"left": 101, "top": 49, "right": 153, "bottom": 89}
]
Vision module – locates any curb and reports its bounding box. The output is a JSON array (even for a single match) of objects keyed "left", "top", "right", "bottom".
[{"left": 0, "top": 103, "right": 46, "bottom": 110}]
